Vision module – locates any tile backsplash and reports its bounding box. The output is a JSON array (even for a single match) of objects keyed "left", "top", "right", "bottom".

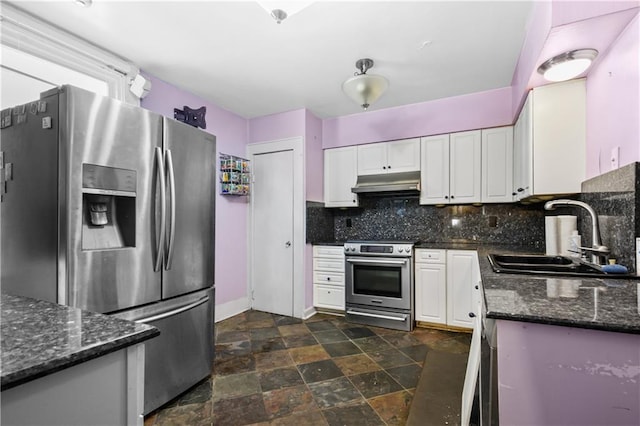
[
  {"left": 579, "top": 162, "right": 640, "bottom": 273},
  {"left": 308, "top": 197, "right": 546, "bottom": 248}
]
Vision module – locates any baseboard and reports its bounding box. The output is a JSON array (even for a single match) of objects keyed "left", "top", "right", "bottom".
[
  {"left": 416, "top": 321, "right": 472, "bottom": 334},
  {"left": 302, "top": 306, "right": 317, "bottom": 320},
  {"left": 215, "top": 297, "right": 250, "bottom": 322}
]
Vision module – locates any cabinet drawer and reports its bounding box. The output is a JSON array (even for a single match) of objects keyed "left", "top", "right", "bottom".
[
  {"left": 415, "top": 249, "right": 446, "bottom": 264},
  {"left": 313, "top": 271, "right": 344, "bottom": 286},
  {"left": 313, "top": 258, "right": 344, "bottom": 272},
  {"left": 313, "top": 246, "right": 344, "bottom": 258},
  {"left": 314, "top": 285, "right": 345, "bottom": 310}
]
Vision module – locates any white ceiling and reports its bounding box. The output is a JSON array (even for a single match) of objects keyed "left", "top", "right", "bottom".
[{"left": 7, "top": 1, "right": 533, "bottom": 119}]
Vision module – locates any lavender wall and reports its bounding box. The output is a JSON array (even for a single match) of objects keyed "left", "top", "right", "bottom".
[
  {"left": 551, "top": 0, "right": 640, "bottom": 26},
  {"left": 498, "top": 320, "right": 640, "bottom": 425},
  {"left": 141, "top": 74, "right": 250, "bottom": 307},
  {"left": 305, "top": 110, "right": 324, "bottom": 202},
  {"left": 510, "top": 1, "right": 552, "bottom": 117},
  {"left": 586, "top": 14, "right": 640, "bottom": 178},
  {"left": 322, "top": 87, "right": 513, "bottom": 149},
  {"left": 247, "top": 109, "right": 305, "bottom": 144}
]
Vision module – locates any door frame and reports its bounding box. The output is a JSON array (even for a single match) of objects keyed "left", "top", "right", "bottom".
[{"left": 247, "top": 137, "right": 305, "bottom": 318}]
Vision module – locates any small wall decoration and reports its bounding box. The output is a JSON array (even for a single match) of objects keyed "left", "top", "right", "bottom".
[{"left": 174, "top": 105, "right": 206, "bottom": 129}]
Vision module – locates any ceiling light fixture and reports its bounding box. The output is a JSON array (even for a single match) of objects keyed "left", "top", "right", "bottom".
[
  {"left": 270, "top": 9, "right": 287, "bottom": 24},
  {"left": 537, "top": 48, "right": 598, "bottom": 82},
  {"left": 342, "top": 58, "right": 389, "bottom": 111},
  {"left": 74, "top": 0, "right": 92, "bottom": 7},
  {"left": 257, "top": 2, "right": 313, "bottom": 24}
]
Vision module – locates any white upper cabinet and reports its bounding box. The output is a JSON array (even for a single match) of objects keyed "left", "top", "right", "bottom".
[
  {"left": 513, "top": 94, "right": 532, "bottom": 200},
  {"left": 513, "top": 79, "right": 586, "bottom": 201},
  {"left": 421, "top": 130, "right": 481, "bottom": 205},
  {"left": 357, "top": 138, "right": 420, "bottom": 175},
  {"left": 324, "top": 146, "right": 358, "bottom": 208},
  {"left": 481, "top": 126, "right": 514, "bottom": 203},
  {"left": 420, "top": 134, "right": 450, "bottom": 204},
  {"left": 450, "top": 130, "right": 482, "bottom": 204}
]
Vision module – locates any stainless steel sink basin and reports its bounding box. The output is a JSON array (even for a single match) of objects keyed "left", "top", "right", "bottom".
[{"left": 487, "top": 254, "right": 633, "bottom": 278}]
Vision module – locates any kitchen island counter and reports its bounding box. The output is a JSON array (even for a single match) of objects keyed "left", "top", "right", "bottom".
[{"left": 1, "top": 293, "right": 159, "bottom": 390}]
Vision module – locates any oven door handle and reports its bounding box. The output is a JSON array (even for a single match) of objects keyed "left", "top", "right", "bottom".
[
  {"left": 345, "top": 258, "right": 408, "bottom": 265},
  {"left": 346, "top": 309, "right": 408, "bottom": 322}
]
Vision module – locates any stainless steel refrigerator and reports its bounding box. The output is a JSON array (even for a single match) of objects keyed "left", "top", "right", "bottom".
[{"left": 0, "top": 85, "right": 215, "bottom": 414}]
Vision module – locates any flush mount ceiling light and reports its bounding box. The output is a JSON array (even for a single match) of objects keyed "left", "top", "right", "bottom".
[
  {"left": 74, "top": 0, "right": 92, "bottom": 7},
  {"left": 257, "top": 1, "right": 313, "bottom": 24},
  {"left": 537, "top": 49, "right": 598, "bottom": 82},
  {"left": 342, "top": 58, "right": 389, "bottom": 111}
]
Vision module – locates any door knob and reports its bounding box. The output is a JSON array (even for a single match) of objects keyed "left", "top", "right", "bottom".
[{"left": 285, "top": 241, "right": 291, "bottom": 248}]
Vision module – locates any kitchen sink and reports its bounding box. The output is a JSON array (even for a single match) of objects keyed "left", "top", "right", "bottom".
[{"left": 487, "top": 254, "right": 634, "bottom": 278}]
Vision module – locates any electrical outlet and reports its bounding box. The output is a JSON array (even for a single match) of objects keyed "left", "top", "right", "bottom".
[{"left": 611, "top": 146, "right": 620, "bottom": 170}]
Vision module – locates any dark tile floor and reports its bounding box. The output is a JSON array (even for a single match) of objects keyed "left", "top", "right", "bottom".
[{"left": 144, "top": 310, "right": 471, "bottom": 426}]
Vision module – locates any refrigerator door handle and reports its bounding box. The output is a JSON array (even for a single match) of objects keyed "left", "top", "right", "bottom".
[
  {"left": 154, "top": 147, "right": 166, "bottom": 272},
  {"left": 133, "top": 295, "right": 209, "bottom": 323},
  {"left": 165, "top": 149, "right": 176, "bottom": 270}
]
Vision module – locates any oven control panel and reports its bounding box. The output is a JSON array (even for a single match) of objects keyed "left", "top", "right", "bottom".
[{"left": 344, "top": 242, "right": 414, "bottom": 257}]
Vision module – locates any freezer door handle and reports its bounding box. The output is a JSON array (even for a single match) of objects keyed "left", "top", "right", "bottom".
[
  {"left": 134, "top": 295, "right": 209, "bottom": 323},
  {"left": 165, "top": 149, "right": 176, "bottom": 270},
  {"left": 154, "top": 147, "right": 166, "bottom": 272}
]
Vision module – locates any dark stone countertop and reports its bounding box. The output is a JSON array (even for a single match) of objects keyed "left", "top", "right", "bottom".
[
  {"left": 1, "top": 293, "right": 159, "bottom": 390},
  {"left": 416, "top": 243, "right": 640, "bottom": 335},
  {"left": 310, "top": 241, "right": 346, "bottom": 247}
]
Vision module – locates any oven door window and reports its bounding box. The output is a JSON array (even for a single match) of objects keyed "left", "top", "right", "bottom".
[{"left": 353, "top": 265, "right": 402, "bottom": 298}]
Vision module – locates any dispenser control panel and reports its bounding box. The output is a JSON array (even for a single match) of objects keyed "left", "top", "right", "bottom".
[{"left": 82, "top": 163, "right": 136, "bottom": 194}]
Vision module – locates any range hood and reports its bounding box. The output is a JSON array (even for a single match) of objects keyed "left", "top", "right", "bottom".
[{"left": 351, "top": 171, "right": 421, "bottom": 194}]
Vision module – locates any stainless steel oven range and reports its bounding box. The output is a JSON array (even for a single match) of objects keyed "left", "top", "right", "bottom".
[{"left": 344, "top": 241, "right": 415, "bottom": 331}]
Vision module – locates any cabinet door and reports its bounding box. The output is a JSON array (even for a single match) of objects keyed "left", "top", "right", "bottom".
[
  {"left": 387, "top": 138, "right": 420, "bottom": 173},
  {"left": 481, "top": 126, "right": 513, "bottom": 203},
  {"left": 324, "top": 147, "right": 358, "bottom": 207},
  {"left": 446, "top": 250, "right": 478, "bottom": 329},
  {"left": 420, "top": 134, "right": 450, "bottom": 205},
  {"left": 532, "top": 79, "right": 586, "bottom": 196},
  {"left": 357, "top": 143, "right": 387, "bottom": 175},
  {"left": 449, "top": 130, "right": 481, "bottom": 204},
  {"left": 415, "top": 262, "right": 447, "bottom": 324},
  {"left": 513, "top": 92, "right": 533, "bottom": 201}
]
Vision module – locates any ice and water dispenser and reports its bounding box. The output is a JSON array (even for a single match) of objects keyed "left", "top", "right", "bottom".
[{"left": 82, "top": 164, "right": 136, "bottom": 250}]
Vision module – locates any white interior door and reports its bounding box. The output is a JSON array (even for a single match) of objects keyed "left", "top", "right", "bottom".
[{"left": 251, "top": 149, "right": 294, "bottom": 316}]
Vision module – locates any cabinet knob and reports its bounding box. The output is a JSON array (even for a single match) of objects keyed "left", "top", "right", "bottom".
[
  {"left": 444, "top": 195, "right": 449, "bottom": 199},
  {"left": 327, "top": 277, "right": 331, "bottom": 281},
  {"left": 468, "top": 312, "right": 476, "bottom": 318},
  {"left": 517, "top": 188, "right": 524, "bottom": 192},
  {"left": 450, "top": 195, "right": 455, "bottom": 199},
  {"left": 475, "top": 285, "right": 479, "bottom": 290},
  {"left": 512, "top": 192, "right": 517, "bottom": 196},
  {"left": 353, "top": 199, "right": 356, "bottom": 203},
  {"left": 388, "top": 165, "right": 391, "bottom": 169},
  {"left": 383, "top": 166, "right": 387, "bottom": 170}
]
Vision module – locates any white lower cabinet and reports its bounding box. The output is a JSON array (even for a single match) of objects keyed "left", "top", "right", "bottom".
[
  {"left": 415, "top": 248, "right": 479, "bottom": 329},
  {"left": 313, "top": 245, "right": 345, "bottom": 311}
]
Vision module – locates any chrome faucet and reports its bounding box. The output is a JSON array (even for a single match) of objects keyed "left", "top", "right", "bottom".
[{"left": 544, "top": 199, "right": 610, "bottom": 265}]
